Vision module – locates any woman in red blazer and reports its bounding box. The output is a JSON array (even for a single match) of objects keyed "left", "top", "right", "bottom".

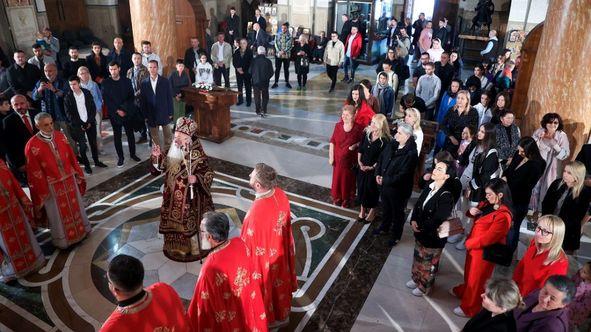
[
  {"left": 452, "top": 178, "right": 513, "bottom": 317},
  {"left": 513, "top": 214, "right": 568, "bottom": 297}
]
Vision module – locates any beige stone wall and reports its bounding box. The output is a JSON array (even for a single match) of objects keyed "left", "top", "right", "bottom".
[{"left": 87, "top": 5, "right": 120, "bottom": 45}]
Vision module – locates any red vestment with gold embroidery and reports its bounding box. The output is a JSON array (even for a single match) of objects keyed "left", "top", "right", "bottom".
[
  {"left": 101, "top": 282, "right": 191, "bottom": 332},
  {"left": 240, "top": 188, "right": 297, "bottom": 328},
  {"left": 25, "top": 131, "right": 90, "bottom": 249},
  {"left": 188, "top": 237, "right": 268, "bottom": 332},
  {"left": 0, "top": 159, "right": 45, "bottom": 280}
]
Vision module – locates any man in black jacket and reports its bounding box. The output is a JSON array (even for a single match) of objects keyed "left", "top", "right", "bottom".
[
  {"left": 435, "top": 52, "right": 455, "bottom": 94},
  {"left": 62, "top": 46, "right": 87, "bottom": 80},
  {"left": 411, "top": 13, "right": 426, "bottom": 61},
  {"left": 64, "top": 76, "right": 107, "bottom": 174},
  {"left": 225, "top": 7, "right": 241, "bottom": 42},
  {"left": 249, "top": 47, "right": 273, "bottom": 117},
  {"left": 101, "top": 61, "right": 140, "bottom": 167},
  {"left": 2, "top": 94, "right": 39, "bottom": 184},
  {"left": 183, "top": 37, "right": 207, "bottom": 83},
  {"left": 339, "top": 14, "right": 353, "bottom": 43},
  {"left": 374, "top": 123, "right": 419, "bottom": 246},
  {"left": 250, "top": 23, "right": 268, "bottom": 51},
  {"left": 2, "top": 50, "right": 41, "bottom": 99},
  {"left": 233, "top": 38, "right": 252, "bottom": 106}
]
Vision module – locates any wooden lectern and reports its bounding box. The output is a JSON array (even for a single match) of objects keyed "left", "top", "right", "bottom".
[{"left": 181, "top": 87, "right": 238, "bottom": 143}]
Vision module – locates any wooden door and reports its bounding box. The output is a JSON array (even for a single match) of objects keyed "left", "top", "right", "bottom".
[
  {"left": 44, "top": 0, "right": 89, "bottom": 33},
  {"left": 175, "top": 0, "right": 197, "bottom": 58}
]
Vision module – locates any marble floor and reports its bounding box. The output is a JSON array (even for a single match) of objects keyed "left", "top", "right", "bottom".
[{"left": 1, "top": 62, "right": 590, "bottom": 332}]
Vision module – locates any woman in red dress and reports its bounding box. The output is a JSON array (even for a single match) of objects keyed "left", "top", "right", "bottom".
[
  {"left": 513, "top": 214, "right": 568, "bottom": 297},
  {"left": 330, "top": 105, "right": 364, "bottom": 207},
  {"left": 452, "top": 178, "right": 513, "bottom": 317},
  {"left": 344, "top": 84, "right": 375, "bottom": 127}
]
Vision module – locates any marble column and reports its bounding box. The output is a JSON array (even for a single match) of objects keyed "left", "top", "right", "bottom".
[
  {"left": 520, "top": 0, "right": 591, "bottom": 155},
  {"left": 129, "top": 0, "right": 178, "bottom": 75}
]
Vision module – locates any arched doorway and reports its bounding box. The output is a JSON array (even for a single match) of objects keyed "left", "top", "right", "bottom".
[{"left": 175, "top": 0, "right": 208, "bottom": 60}]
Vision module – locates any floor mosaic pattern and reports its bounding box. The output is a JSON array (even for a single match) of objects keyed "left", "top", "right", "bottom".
[{"left": 0, "top": 169, "right": 368, "bottom": 332}]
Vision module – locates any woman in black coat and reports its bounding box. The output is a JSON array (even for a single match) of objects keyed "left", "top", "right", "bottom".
[
  {"left": 407, "top": 160, "right": 457, "bottom": 296},
  {"left": 503, "top": 137, "right": 546, "bottom": 253},
  {"left": 294, "top": 34, "right": 311, "bottom": 90},
  {"left": 463, "top": 278, "right": 522, "bottom": 332},
  {"left": 357, "top": 114, "right": 391, "bottom": 223},
  {"left": 542, "top": 161, "right": 591, "bottom": 253},
  {"left": 374, "top": 123, "right": 419, "bottom": 247}
]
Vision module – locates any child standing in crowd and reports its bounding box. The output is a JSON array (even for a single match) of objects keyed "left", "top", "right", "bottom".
[
  {"left": 569, "top": 262, "right": 591, "bottom": 331},
  {"left": 195, "top": 54, "right": 213, "bottom": 85}
]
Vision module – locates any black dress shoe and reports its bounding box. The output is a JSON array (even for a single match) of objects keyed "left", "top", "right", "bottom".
[
  {"left": 271, "top": 83, "right": 278, "bottom": 89},
  {"left": 286, "top": 83, "right": 292, "bottom": 89},
  {"left": 130, "top": 155, "right": 141, "bottom": 162},
  {"left": 95, "top": 161, "right": 108, "bottom": 168},
  {"left": 246, "top": 102, "right": 251, "bottom": 107},
  {"left": 84, "top": 165, "right": 93, "bottom": 174},
  {"left": 117, "top": 158, "right": 124, "bottom": 168},
  {"left": 236, "top": 100, "right": 244, "bottom": 106}
]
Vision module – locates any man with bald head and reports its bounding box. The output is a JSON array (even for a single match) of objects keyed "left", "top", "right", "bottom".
[
  {"left": 108, "top": 37, "right": 133, "bottom": 76},
  {"left": 2, "top": 50, "right": 41, "bottom": 99},
  {"left": 1, "top": 95, "right": 39, "bottom": 184},
  {"left": 250, "top": 23, "right": 268, "bottom": 51},
  {"left": 32, "top": 63, "right": 77, "bottom": 155}
]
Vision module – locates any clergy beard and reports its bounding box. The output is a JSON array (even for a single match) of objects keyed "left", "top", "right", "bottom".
[
  {"left": 166, "top": 142, "right": 186, "bottom": 169},
  {"left": 200, "top": 233, "right": 212, "bottom": 250}
]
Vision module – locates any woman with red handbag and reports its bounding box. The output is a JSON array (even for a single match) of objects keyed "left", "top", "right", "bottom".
[{"left": 451, "top": 178, "right": 512, "bottom": 317}]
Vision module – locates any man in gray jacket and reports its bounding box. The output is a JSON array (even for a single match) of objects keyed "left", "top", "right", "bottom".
[
  {"left": 415, "top": 62, "right": 441, "bottom": 120},
  {"left": 211, "top": 32, "right": 232, "bottom": 87}
]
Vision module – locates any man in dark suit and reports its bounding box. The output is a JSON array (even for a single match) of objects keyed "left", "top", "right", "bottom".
[
  {"left": 102, "top": 61, "right": 140, "bottom": 167},
  {"left": 253, "top": 9, "right": 266, "bottom": 32},
  {"left": 140, "top": 60, "right": 173, "bottom": 151},
  {"left": 225, "top": 7, "right": 241, "bottom": 42},
  {"left": 232, "top": 38, "right": 253, "bottom": 106},
  {"left": 249, "top": 46, "right": 274, "bottom": 117},
  {"left": 250, "top": 23, "right": 268, "bottom": 51},
  {"left": 64, "top": 76, "right": 107, "bottom": 174},
  {"left": 108, "top": 37, "right": 133, "bottom": 76},
  {"left": 2, "top": 94, "right": 39, "bottom": 184},
  {"left": 183, "top": 37, "right": 206, "bottom": 83}
]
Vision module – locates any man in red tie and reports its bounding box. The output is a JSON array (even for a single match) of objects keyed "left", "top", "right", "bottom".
[{"left": 1, "top": 94, "right": 39, "bottom": 185}]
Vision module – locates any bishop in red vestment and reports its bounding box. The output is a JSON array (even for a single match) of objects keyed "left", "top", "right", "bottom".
[
  {"left": 0, "top": 159, "right": 45, "bottom": 281},
  {"left": 150, "top": 117, "right": 214, "bottom": 262},
  {"left": 240, "top": 163, "right": 297, "bottom": 329},
  {"left": 101, "top": 254, "right": 191, "bottom": 332},
  {"left": 25, "top": 113, "right": 90, "bottom": 249},
  {"left": 188, "top": 212, "right": 268, "bottom": 332}
]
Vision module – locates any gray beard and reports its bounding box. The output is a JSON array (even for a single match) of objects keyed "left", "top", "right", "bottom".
[{"left": 166, "top": 142, "right": 186, "bottom": 169}]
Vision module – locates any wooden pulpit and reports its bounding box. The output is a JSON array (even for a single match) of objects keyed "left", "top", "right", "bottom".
[{"left": 181, "top": 87, "right": 238, "bottom": 143}]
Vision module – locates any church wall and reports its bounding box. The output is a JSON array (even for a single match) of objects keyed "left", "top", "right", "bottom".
[{"left": 86, "top": 0, "right": 121, "bottom": 46}]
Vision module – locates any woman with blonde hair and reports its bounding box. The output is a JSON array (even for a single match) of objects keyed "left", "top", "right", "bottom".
[
  {"left": 542, "top": 161, "right": 591, "bottom": 254},
  {"left": 441, "top": 90, "right": 478, "bottom": 157},
  {"left": 357, "top": 114, "right": 391, "bottom": 222},
  {"left": 513, "top": 215, "right": 568, "bottom": 297},
  {"left": 404, "top": 108, "right": 423, "bottom": 155},
  {"left": 463, "top": 278, "right": 524, "bottom": 331}
]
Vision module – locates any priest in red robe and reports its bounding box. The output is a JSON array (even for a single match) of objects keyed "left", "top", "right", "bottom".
[
  {"left": 25, "top": 112, "right": 91, "bottom": 249},
  {"left": 101, "top": 254, "right": 191, "bottom": 332},
  {"left": 0, "top": 159, "right": 45, "bottom": 282},
  {"left": 188, "top": 211, "right": 268, "bottom": 331},
  {"left": 240, "top": 163, "right": 297, "bottom": 329}
]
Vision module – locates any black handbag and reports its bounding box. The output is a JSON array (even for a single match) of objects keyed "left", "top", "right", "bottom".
[{"left": 483, "top": 243, "right": 513, "bottom": 266}]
